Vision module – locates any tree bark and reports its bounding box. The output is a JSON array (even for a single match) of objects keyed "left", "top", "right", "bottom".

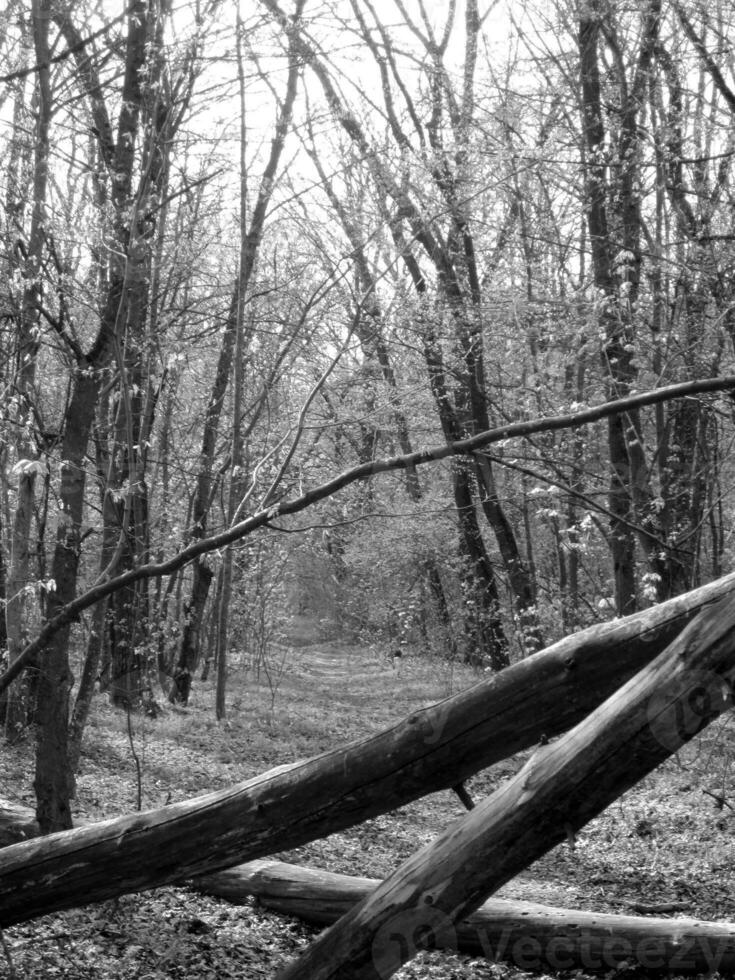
[
  {"left": 214, "top": 7, "right": 252, "bottom": 721},
  {"left": 194, "top": 859, "right": 735, "bottom": 975},
  {"left": 67, "top": 594, "right": 106, "bottom": 776},
  {"left": 0, "top": 572, "right": 734, "bottom": 925},
  {"left": 276, "top": 594, "right": 735, "bottom": 979}
]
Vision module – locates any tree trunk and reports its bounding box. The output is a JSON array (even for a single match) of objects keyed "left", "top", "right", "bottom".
[
  {"left": 453, "top": 462, "right": 508, "bottom": 669},
  {"left": 67, "top": 596, "right": 107, "bottom": 777},
  {"left": 424, "top": 558, "right": 458, "bottom": 661},
  {"left": 474, "top": 454, "right": 542, "bottom": 652},
  {"left": 171, "top": 37, "right": 301, "bottom": 702},
  {"left": 36, "top": 371, "right": 104, "bottom": 831},
  {"left": 577, "top": 7, "right": 661, "bottom": 616},
  {"left": 276, "top": 594, "right": 735, "bottom": 979},
  {"left": 215, "top": 11, "right": 250, "bottom": 722},
  {"left": 32, "top": 0, "right": 156, "bottom": 831},
  {"left": 4, "top": 0, "right": 52, "bottom": 736},
  {"left": 5, "top": 469, "right": 38, "bottom": 736},
  {"left": 195, "top": 859, "right": 735, "bottom": 975},
  {"left": 169, "top": 292, "right": 237, "bottom": 703},
  {"left": 0, "top": 572, "right": 733, "bottom": 925},
  {"left": 103, "top": 20, "right": 171, "bottom": 708},
  {"left": 171, "top": 561, "right": 213, "bottom": 701}
]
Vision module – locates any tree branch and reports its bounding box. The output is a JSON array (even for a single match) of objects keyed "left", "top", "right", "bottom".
[
  {"left": 0, "top": 8, "right": 129, "bottom": 85},
  {"left": 673, "top": 3, "right": 735, "bottom": 115},
  {"left": 0, "top": 375, "right": 733, "bottom": 695}
]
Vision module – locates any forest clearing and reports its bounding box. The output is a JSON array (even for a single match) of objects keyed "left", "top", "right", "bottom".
[{"left": 2, "top": 621, "right": 735, "bottom": 979}]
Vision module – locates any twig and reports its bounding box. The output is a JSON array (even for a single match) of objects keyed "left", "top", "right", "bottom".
[
  {"left": 702, "top": 788, "right": 734, "bottom": 810},
  {"left": 453, "top": 782, "right": 475, "bottom": 810}
]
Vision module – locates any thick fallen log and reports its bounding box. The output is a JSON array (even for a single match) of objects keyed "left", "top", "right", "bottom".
[
  {"left": 276, "top": 596, "right": 735, "bottom": 979},
  {"left": 195, "top": 859, "right": 735, "bottom": 974},
  {"left": 0, "top": 574, "right": 733, "bottom": 927}
]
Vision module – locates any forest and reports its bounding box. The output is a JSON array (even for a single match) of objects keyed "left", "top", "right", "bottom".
[{"left": 2, "top": 0, "right": 735, "bottom": 977}]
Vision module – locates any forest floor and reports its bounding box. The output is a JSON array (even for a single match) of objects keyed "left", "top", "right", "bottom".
[{"left": 2, "top": 617, "right": 735, "bottom": 979}]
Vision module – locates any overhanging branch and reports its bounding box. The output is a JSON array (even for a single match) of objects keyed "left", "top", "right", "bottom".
[{"left": 0, "top": 374, "right": 733, "bottom": 695}]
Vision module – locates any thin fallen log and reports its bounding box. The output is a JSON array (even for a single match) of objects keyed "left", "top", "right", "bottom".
[
  {"left": 195, "top": 859, "right": 735, "bottom": 975},
  {"left": 0, "top": 802, "right": 40, "bottom": 848},
  {"left": 0, "top": 574, "right": 733, "bottom": 927},
  {"left": 275, "top": 595, "right": 735, "bottom": 979}
]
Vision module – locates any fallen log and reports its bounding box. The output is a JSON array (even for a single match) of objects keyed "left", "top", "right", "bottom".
[
  {"left": 195, "top": 859, "right": 735, "bottom": 975},
  {"left": 1, "top": 573, "right": 734, "bottom": 927},
  {"left": 5, "top": 797, "right": 734, "bottom": 975},
  {"left": 275, "top": 595, "right": 735, "bottom": 979},
  {"left": 0, "top": 802, "right": 41, "bottom": 848}
]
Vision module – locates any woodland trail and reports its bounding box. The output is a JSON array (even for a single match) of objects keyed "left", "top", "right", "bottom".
[
  {"left": 268, "top": 625, "right": 735, "bottom": 921},
  {"left": 266, "top": 630, "right": 592, "bottom": 910}
]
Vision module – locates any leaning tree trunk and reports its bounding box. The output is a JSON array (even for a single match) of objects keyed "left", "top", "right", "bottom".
[
  {"left": 0, "top": 572, "right": 733, "bottom": 925},
  {"left": 276, "top": 594, "right": 735, "bottom": 979}
]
